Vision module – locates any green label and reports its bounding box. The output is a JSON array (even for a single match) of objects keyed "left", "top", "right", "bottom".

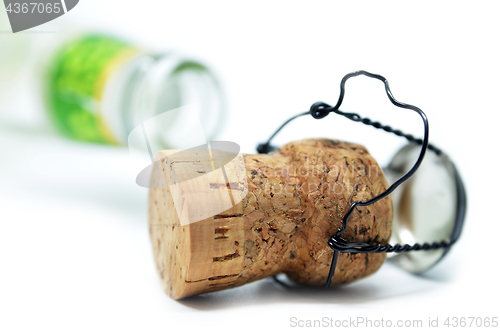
[{"left": 46, "top": 34, "right": 138, "bottom": 144}]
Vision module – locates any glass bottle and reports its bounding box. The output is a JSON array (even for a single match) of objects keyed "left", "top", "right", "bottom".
[{"left": 44, "top": 33, "right": 225, "bottom": 148}]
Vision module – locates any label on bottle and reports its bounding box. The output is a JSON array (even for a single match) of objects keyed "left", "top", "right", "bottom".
[{"left": 46, "top": 34, "right": 140, "bottom": 144}]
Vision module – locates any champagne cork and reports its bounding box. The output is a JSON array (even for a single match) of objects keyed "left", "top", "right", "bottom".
[{"left": 149, "top": 139, "right": 393, "bottom": 299}]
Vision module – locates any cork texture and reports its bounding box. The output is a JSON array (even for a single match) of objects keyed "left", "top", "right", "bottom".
[{"left": 149, "top": 139, "right": 393, "bottom": 299}]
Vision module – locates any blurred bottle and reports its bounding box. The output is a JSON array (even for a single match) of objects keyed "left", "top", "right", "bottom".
[{"left": 0, "top": 12, "right": 225, "bottom": 148}]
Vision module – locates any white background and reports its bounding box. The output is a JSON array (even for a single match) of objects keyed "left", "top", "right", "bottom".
[{"left": 0, "top": 1, "right": 499, "bottom": 330}]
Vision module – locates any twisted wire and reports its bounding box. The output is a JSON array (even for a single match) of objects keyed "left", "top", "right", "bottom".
[
  {"left": 326, "top": 106, "right": 443, "bottom": 156},
  {"left": 327, "top": 235, "right": 453, "bottom": 254}
]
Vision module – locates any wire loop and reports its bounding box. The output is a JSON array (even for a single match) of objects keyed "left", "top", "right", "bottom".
[{"left": 256, "top": 70, "right": 464, "bottom": 289}]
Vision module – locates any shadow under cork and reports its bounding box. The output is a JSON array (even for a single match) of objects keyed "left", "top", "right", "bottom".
[{"left": 176, "top": 262, "right": 456, "bottom": 311}]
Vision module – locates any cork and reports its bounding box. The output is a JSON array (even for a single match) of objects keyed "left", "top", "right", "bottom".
[{"left": 149, "top": 138, "right": 393, "bottom": 299}]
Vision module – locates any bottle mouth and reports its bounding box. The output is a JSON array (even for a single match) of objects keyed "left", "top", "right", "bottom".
[
  {"left": 104, "top": 52, "right": 226, "bottom": 150},
  {"left": 384, "top": 143, "right": 466, "bottom": 274}
]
